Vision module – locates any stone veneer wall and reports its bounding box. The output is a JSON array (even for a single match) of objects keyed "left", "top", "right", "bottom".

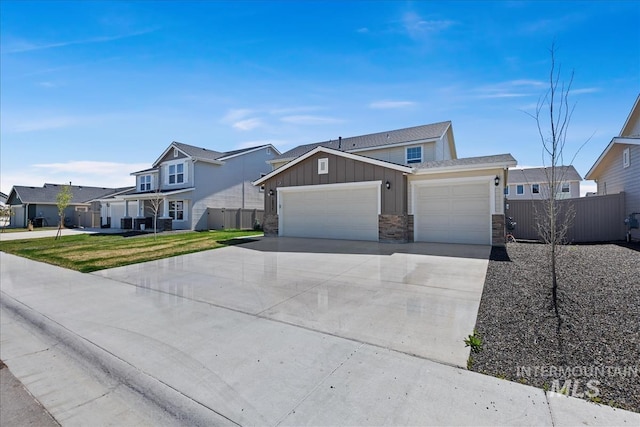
[
  {"left": 263, "top": 214, "right": 279, "bottom": 237},
  {"left": 378, "top": 214, "right": 410, "bottom": 243},
  {"left": 407, "top": 215, "right": 414, "bottom": 242},
  {"left": 492, "top": 214, "right": 506, "bottom": 247}
]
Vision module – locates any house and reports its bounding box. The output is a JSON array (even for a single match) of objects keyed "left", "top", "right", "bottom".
[
  {"left": 254, "top": 122, "right": 517, "bottom": 246},
  {"left": 6, "top": 184, "right": 128, "bottom": 228},
  {"left": 100, "top": 141, "right": 280, "bottom": 231},
  {"left": 586, "top": 94, "right": 640, "bottom": 240},
  {"left": 0, "top": 192, "right": 7, "bottom": 206},
  {"left": 506, "top": 166, "right": 582, "bottom": 199}
]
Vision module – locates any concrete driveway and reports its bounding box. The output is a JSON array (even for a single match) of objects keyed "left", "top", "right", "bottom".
[{"left": 95, "top": 237, "right": 490, "bottom": 367}]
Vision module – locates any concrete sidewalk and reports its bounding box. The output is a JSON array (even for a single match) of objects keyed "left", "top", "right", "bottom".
[
  {"left": 1, "top": 252, "right": 638, "bottom": 426},
  {"left": 0, "top": 228, "right": 106, "bottom": 241}
]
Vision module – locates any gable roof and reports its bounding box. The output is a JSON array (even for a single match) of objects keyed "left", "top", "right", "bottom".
[
  {"left": 620, "top": 93, "right": 640, "bottom": 137},
  {"left": 253, "top": 146, "right": 413, "bottom": 186},
  {"left": 273, "top": 121, "right": 454, "bottom": 162},
  {"left": 508, "top": 166, "right": 582, "bottom": 184},
  {"left": 412, "top": 154, "right": 517, "bottom": 174},
  {"left": 585, "top": 137, "right": 640, "bottom": 179},
  {"left": 152, "top": 141, "right": 280, "bottom": 167},
  {"left": 8, "top": 184, "right": 129, "bottom": 205},
  {"left": 0, "top": 192, "right": 7, "bottom": 204}
]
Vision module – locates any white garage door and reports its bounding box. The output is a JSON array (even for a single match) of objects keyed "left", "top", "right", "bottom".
[
  {"left": 279, "top": 183, "right": 379, "bottom": 241},
  {"left": 414, "top": 181, "right": 491, "bottom": 245}
]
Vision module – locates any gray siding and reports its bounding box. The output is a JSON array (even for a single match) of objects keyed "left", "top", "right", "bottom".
[
  {"left": 360, "top": 142, "right": 436, "bottom": 164},
  {"left": 595, "top": 144, "right": 640, "bottom": 238},
  {"left": 158, "top": 147, "right": 188, "bottom": 164},
  {"left": 505, "top": 181, "right": 580, "bottom": 200},
  {"left": 262, "top": 152, "right": 407, "bottom": 216},
  {"left": 191, "top": 147, "right": 276, "bottom": 230},
  {"left": 506, "top": 193, "right": 626, "bottom": 242}
]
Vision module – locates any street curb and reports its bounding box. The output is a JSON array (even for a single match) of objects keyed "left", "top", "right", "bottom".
[{"left": 1, "top": 292, "right": 240, "bottom": 426}]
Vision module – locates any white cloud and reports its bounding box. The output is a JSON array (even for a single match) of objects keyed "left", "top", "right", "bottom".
[
  {"left": 581, "top": 180, "right": 597, "bottom": 197},
  {"left": 37, "top": 81, "right": 57, "bottom": 88},
  {"left": 572, "top": 87, "right": 600, "bottom": 95},
  {"left": 356, "top": 27, "right": 369, "bottom": 33},
  {"left": 221, "top": 109, "right": 253, "bottom": 123},
  {"left": 1, "top": 161, "right": 146, "bottom": 195},
  {"left": 369, "top": 100, "right": 416, "bottom": 109},
  {"left": 280, "top": 115, "right": 344, "bottom": 125},
  {"left": 402, "top": 12, "right": 456, "bottom": 38},
  {"left": 5, "top": 116, "right": 80, "bottom": 133},
  {"left": 232, "top": 118, "right": 263, "bottom": 131}
]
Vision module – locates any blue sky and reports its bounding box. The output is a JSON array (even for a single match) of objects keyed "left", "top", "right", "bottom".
[{"left": 1, "top": 1, "right": 639, "bottom": 196}]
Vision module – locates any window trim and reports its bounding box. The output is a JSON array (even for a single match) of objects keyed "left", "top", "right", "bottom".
[
  {"left": 168, "top": 200, "right": 186, "bottom": 221},
  {"left": 531, "top": 183, "right": 540, "bottom": 194},
  {"left": 318, "top": 158, "right": 328, "bottom": 175},
  {"left": 516, "top": 184, "right": 524, "bottom": 195},
  {"left": 139, "top": 174, "right": 152, "bottom": 192},
  {"left": 406, "top": 146, "right": 423, "bottom": 164},
  {"left": 623, "top": 147, "right": 630, "bottom": 168},
  {"left": 167, "top": 161, "right": 186, "bottom": 185}
]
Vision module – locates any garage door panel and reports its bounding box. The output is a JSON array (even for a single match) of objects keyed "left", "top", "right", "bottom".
[
  {"left": 280, "top": 185, "right": 379, "bottom": 241},
  {"left": 414, "top": 181, "right": 491, "bottom": 245}
]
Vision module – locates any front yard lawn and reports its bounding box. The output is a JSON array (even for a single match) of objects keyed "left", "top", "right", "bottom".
[
  {"left": 471, "top": 242, "right": 640, "bottom": 413},
  {"left": 0, "top": 230, "right": 261, "bottom": 273}
]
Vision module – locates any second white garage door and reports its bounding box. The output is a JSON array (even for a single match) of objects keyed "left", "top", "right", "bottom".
[
  {"left": 413, "top": 181, "right": 491, "bottom": 245},
  {"left": 279, "top": 182, "right": 380, "bottom": 241}
]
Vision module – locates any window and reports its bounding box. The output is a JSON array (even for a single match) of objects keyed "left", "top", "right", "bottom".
[
  {"left": 318, "top": 158, "right": 328, "bottom": 174},
  {"left": 169, "top": 201, "right": 184, "bottom": 220},
  {"left": 561, "top": 182, "right": 570, "bottom": 193},
  {"left": 140, "top": 175, "right": 151, "bottom": 191},
  {"left": 169, "top": 163, "right": 184, "bottom": 184},
  {"left": 623, "top": 147, "right": 630, "bottom": 168},
  {"left": 516, "top": 184, "right": 524, "bottom": 195},
  {"left": 406, "top": 146, "right": 422, "bottom": 164},
  {"left": 531, "top": 184, "right": 540, "bottom": 194},
  {"left": 504, "top": 186, "right": 509, "bottom": 196}
]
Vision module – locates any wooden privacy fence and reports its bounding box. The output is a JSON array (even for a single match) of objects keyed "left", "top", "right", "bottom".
[
  {"left": 207, "top": 208, "right": 264, "bottom": 230},
  {"left": 505, "top": 193, "right": 626, "bottom": 242},
  {"left": 75, "top": 211, "right": 101, "bottom": 228}
]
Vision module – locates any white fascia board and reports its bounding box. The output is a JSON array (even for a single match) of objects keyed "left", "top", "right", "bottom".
[
  {"left": 130, "top": 169, "right": 159, "bottom": 176},
  {"left": 118, "top": 188, "right": 195, "bottom": 200},
  {"left": 413, "top": 161, "right": 517, "bottom": 175},
  {"left": 217, "top": 144, "right": 281, "bottom": 161},
  {"left": 346, "top": 138, "right": 440, "bottom": 153},
  {"left": 620, "top": 94, "right": 640, "bottom": 136},
  {"left": 253, "top": 146, "right": 412, "bottom": 186},
  {"left": 585, "top": 137, "right": 640, "bottom": 179}
]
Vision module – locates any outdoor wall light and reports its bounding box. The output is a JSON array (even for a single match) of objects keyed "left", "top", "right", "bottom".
[
  {"left": 494, "top": 175, "right": 500, "bottom": 187},
  {"left": 385, "top": 181, "right": 391, "bottom": 189},
  {"left": 268, "top": 189, "right": 274, "bottom": 196}
]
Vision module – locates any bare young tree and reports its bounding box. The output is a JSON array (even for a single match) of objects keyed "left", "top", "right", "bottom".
[
  {"left": 55, "top": 183, "right": 73, "bottom": 240},
  {"left": 0, "top": 204, "right": 13, "bottom": 232},
  {"left": 147, "top": 189, "right": 164, "bottom": 239},
  {"left": 526, "top": 44, "right": 589, "bottom": 318}
]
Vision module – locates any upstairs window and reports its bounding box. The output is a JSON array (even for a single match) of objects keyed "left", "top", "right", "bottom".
[
  {"left": 169, "top": 163, "right": 184, "bottom": 184},
  {"left": 561, "top": 182, "right": 570, "bottom": 193},
  {"left": 140, "top": 175, "right": 151, "bottom": 191},
  {"left": 406, "top": 146, "right": 422, "bottom": 164},
  {"left": 504, "top": 186, "right": 509, "bottom": 196},
  {"left": 531, "top": 184, "right": 540, "bottom": 194},
  {"left": 516, "top": 184, "right": 524, "bottom": 195}
]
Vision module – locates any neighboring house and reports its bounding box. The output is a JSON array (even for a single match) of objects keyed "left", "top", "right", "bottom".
[
  {"left": 255, "top": 122, "right": 517, "bottom": 246},
  {"left": 506, "top": 166, "right": 582, "bottom": 200},
  {"left": 0, "top": 191, "right": 7, "bottom": 206},
  {"left": 586, "top": 94, "right": 640, "bottom": 240},
  {"left": 6, "top": 184, "right": 128, "bottom": 228},
  {"left": 100, "top": 142, "right": 279, "bottom": 231}
]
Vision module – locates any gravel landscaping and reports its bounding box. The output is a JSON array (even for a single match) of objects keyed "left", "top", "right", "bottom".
[{"left": 471, "top": 241, "right": 640, "bottom": 413}]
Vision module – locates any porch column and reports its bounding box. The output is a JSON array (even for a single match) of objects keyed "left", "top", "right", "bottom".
[
  {"left": 124, "top": 200, "right": 129, "bottom": 217},
  {"left": 163, "top": 198, "right": 169, "bottom": 218}
]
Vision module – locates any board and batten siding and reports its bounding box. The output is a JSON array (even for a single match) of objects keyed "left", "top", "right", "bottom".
[{"left": 262, "top": 152, "right": 407, "bottom": 216}]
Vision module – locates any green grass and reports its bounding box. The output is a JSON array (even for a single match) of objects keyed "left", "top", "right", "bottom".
[{"left": 0, "top": 230, "right": 261, "bottom": 273}]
